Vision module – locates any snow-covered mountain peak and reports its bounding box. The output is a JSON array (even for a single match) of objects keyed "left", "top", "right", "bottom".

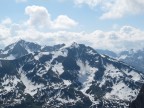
[
  {"left": 41, "top": 43, "right": 65, "bottom": 52},
  {"left": 0, "top": 40, "right": 144, "bottom": 108},
  {"left": 0, "top": 40, "right": 41, "bottom": 60},
  {"left": 69, "top": 42, "right": 79, "bottom": 48},
  {"left": 16, "top": 39, "right": 26, "bottom": 44}
]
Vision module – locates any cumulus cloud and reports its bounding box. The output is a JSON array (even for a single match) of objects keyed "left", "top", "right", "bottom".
[
  {"left": 0, "top": 19, "right": 144, "bottom": 53},
  {"left": 1, "top": 18, "right": 12, "bottom": 25},
  {"left": 74, "top": 0, "right": 144, "bottom": 19},
  {"left": 100, "top": 0, "right": 144, "bottom": 19},
  {"left": 0, "top": 24, "right": 12, "bottom": 48},
  {"left": 25, "top": 5, "right": 78, "bottom": 29},
  {"left": 0, "top": 6, "right": 143, "bottom": 52},
  {"left": 52, "top": 15, "right": 78, "bottom": 29},
  {"left": 25, "top": 5, "right": 52, "bottom": 28},
  {"left": 0, "top": 25, "right": 11, "bottom": 40}
]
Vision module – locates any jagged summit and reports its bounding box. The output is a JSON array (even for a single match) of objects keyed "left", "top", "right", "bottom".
[
  {"left": 16, "top": 39, "right": 26, "bottom": 43},
  {"left": 0, "top": 40, "right": 66, "bottom": 60},
  {"left": 0, "top": 40, "right": 97, "bottom": 60},
  {"left": 70, "top": 42, "right": 79, "bottom": 48},
  {"left": 41, "top": 43, "right": 65, "bottom": 52},
  {"left": 0, "top": 40, "right": 41, "bottom": 59}
]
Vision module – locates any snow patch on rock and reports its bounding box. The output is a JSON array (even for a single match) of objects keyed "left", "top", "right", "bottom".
[
  {"left": 52, "top": 63, "right": 64, "bottom": 75},
  {"left": 18, "top": 68, "right": 44, "bottom": 96},
  {"left": 105, "top": 81, "right": 138, "bottom": 101},
  {"left": 77, "top": 60, "right": 98, "bottom": 92}
]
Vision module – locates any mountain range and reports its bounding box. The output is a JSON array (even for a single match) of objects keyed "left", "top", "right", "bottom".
[
  {"left": 97, "top": 49, "right": 144, "bottom": 73},
  {"left": 0, "top": 40, "right": 143, "bottom": 108}
]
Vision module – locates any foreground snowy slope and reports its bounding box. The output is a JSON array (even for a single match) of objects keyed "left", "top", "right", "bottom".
[{"left": 0, "top": 41, "right": 144, "bottom": 108}]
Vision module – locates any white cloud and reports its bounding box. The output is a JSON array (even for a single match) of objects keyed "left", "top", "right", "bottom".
[
  {"left": 25, "top": 5, "right": 78, "bottom": 29},
  {"left": 74, "top": 0, "right": 144, "bottom": 19},
  {"left": 100, "top": 0, "right": 144, "bottom": 19},
  {"left": 0, "top": 6, "right": 143, "bottom": 52},
  {"left": 0, "top": 24, "right": 11, "bottom": 48},
  {"left": 0, "top": 19, "right": 144, "bottom": 53},
  {"left": 25, "top": 5, "right": 52, "bottom": 29},
  {"left": 1, "top": 18, "right": 12, "bottom": 25},
  {"left": 52, "top": 15, "right": 78, "bottom": 29},
  {"left": 0, "top": 25, "right": 11, "bottom": 40}
]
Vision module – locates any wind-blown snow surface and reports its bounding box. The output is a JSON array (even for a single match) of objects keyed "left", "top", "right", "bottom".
[{"left": 0, "top": 42, "right": 144, "bottom": 108}]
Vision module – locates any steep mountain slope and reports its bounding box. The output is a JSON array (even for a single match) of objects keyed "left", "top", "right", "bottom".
[
  {"left": 96, "top": 49, "right": 117, "bottom": 58},
  {"left": 0, "top": 40, "right": 41, "bottom": 59},
  {"left": 0, "top": 40, "right": 65, "bottom": 60},
  {"left": 129, "top": 84, "right": 144, "bottom": 108},
  {"left": 0, "top": 42, "right": 144, "bottom": 108},
  {"left": 118, "top": 49, "right": 144, "bottom": 72}
]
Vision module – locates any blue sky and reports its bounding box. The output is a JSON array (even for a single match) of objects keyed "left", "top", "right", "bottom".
[
  {"left": 0, "top": 0, "right": 144, "bottom": 52},
  {"left": 1, "top": 0, "right": 144, "bottom": 31}
]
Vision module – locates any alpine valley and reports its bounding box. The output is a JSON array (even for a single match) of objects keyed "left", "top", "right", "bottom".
[{"left": 0, "top": 40, "right": 144, "bottom": 108}]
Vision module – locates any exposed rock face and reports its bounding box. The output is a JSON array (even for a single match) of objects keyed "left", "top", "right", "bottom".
[
  {"left": 0, "top": 41, "right": 143, "bottom": 108},
  {"left": 129, "top": 84, "right": 144, "bottom": 108}
]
